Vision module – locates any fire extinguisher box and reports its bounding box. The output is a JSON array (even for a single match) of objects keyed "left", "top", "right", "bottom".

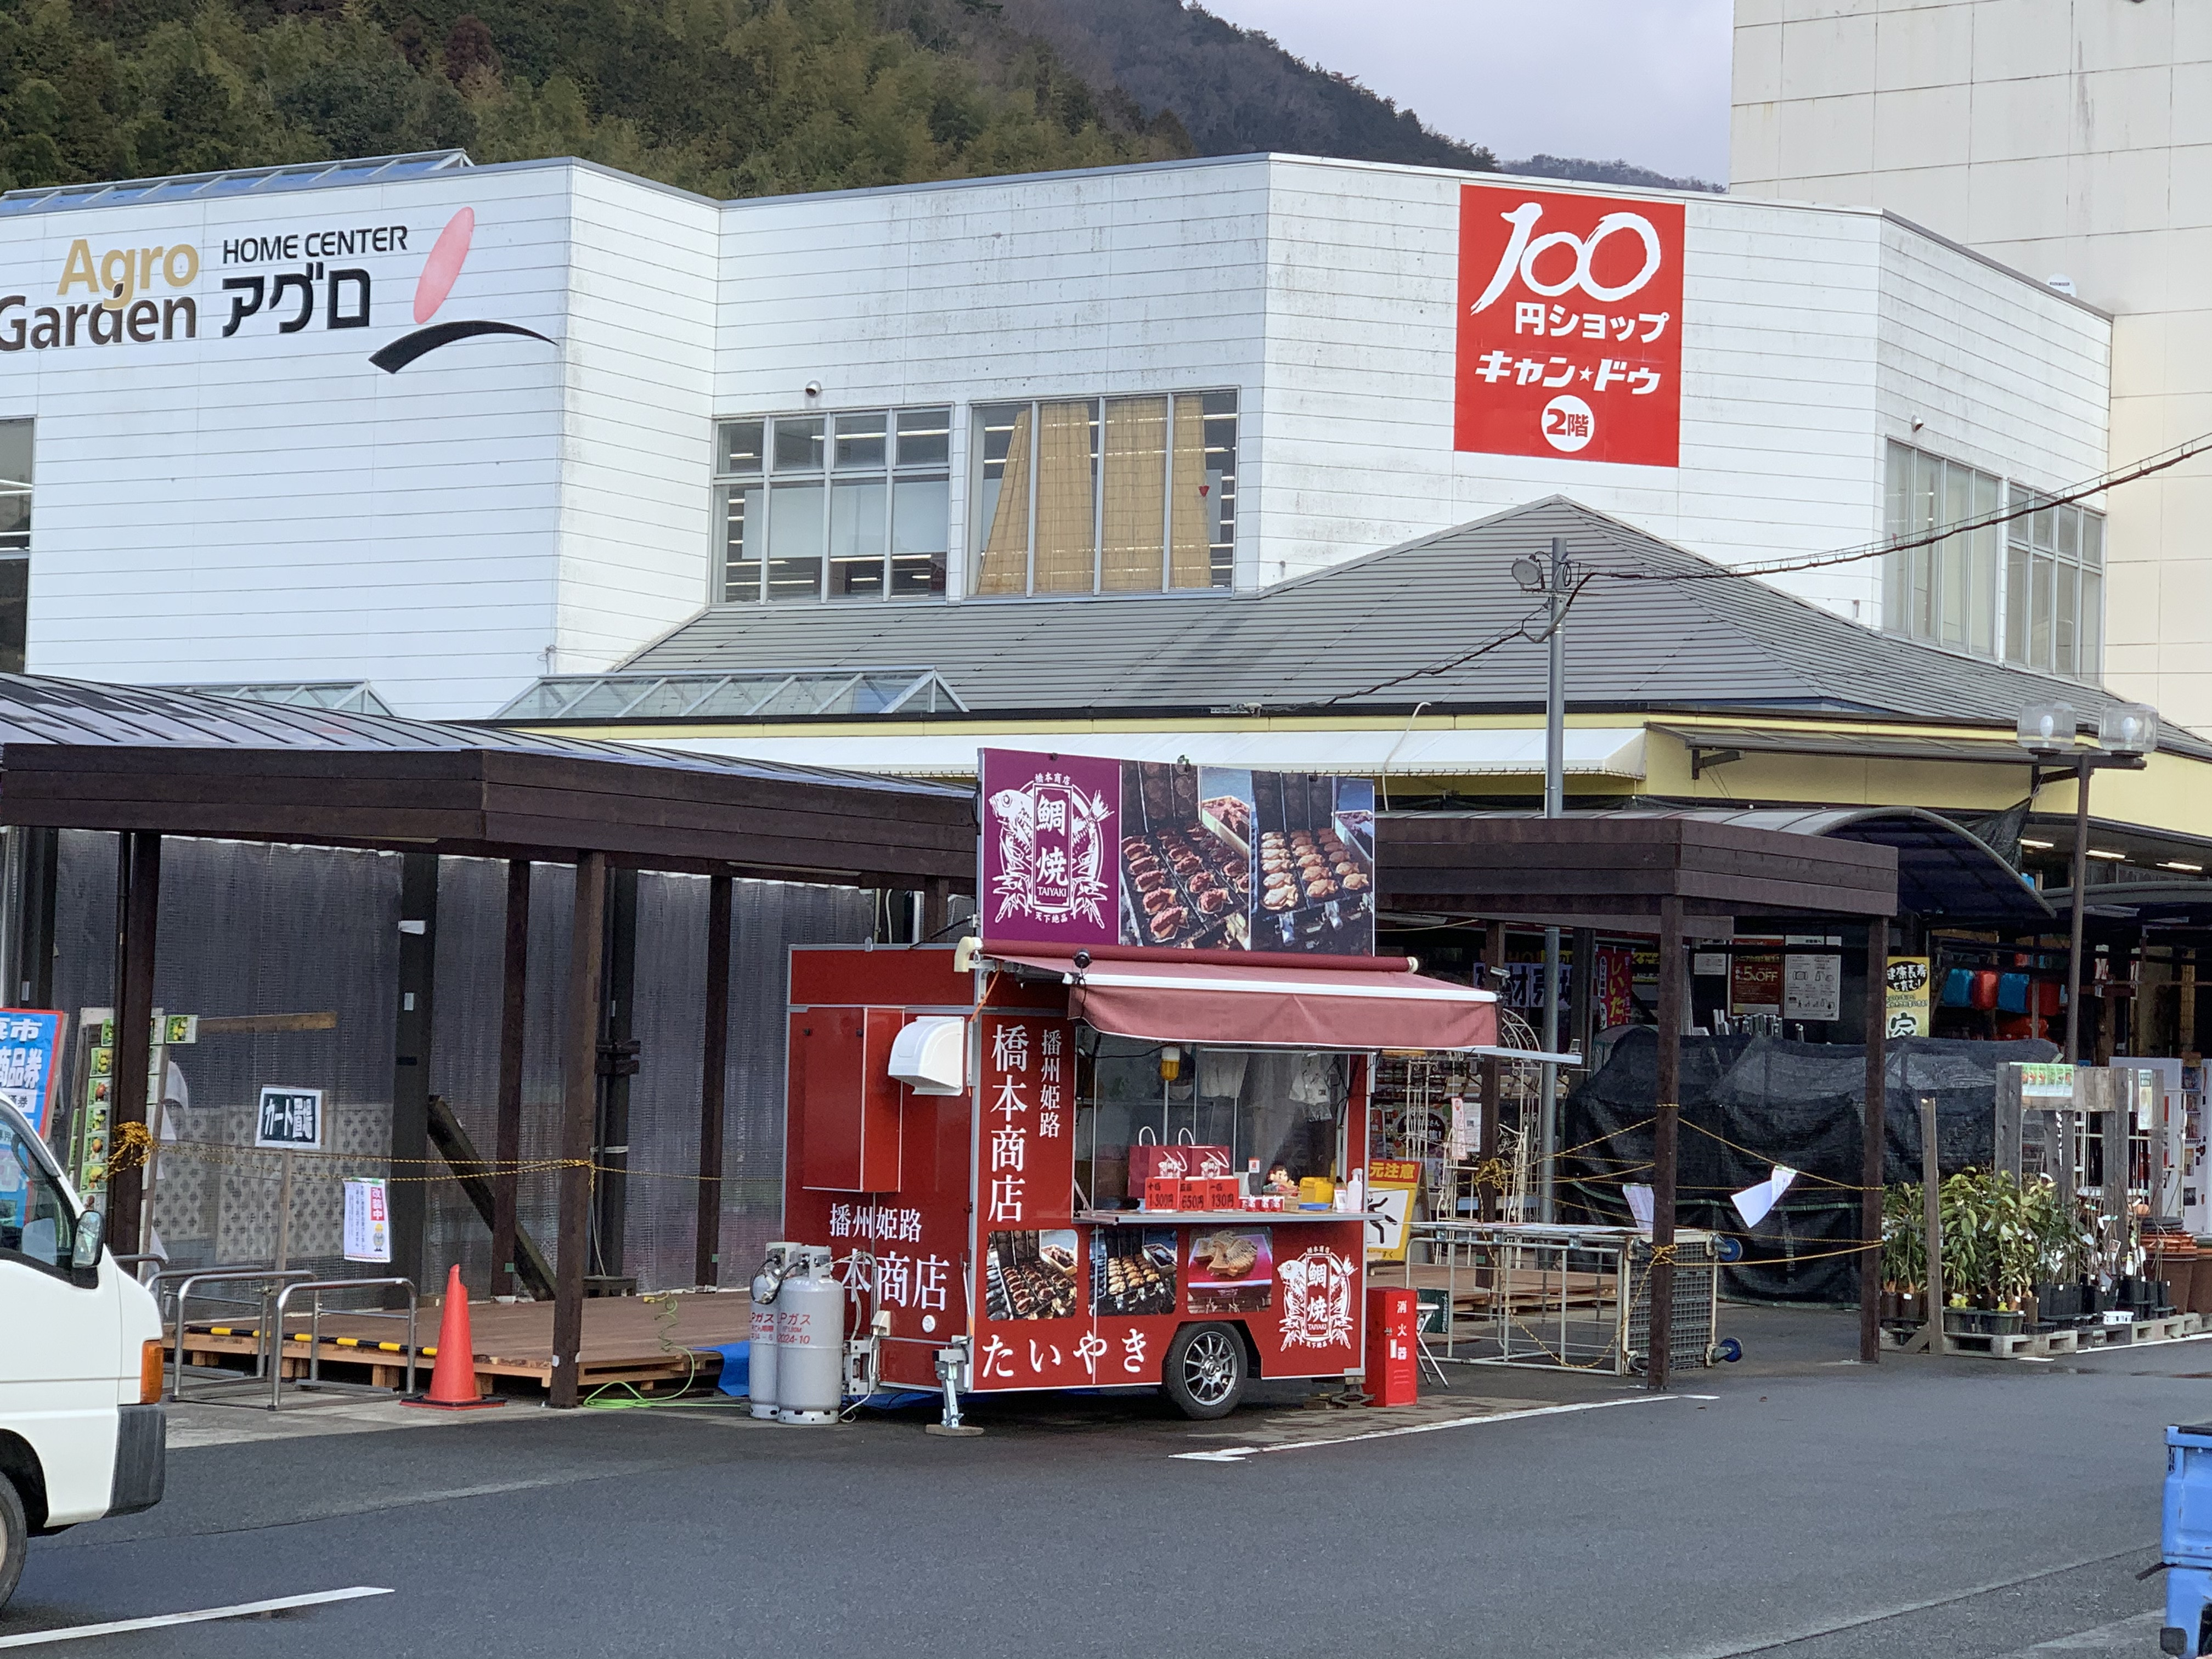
[{"left": 1365, "top": 1285, "right": 1418, "bottom": 1407}]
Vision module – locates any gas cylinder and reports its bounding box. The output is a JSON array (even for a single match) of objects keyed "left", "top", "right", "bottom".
[
  {"left": 776, "top": 1246, "right": 843, "bottom": 1425},
  {"left": 748, "top": 1242, "right": 795, "bottom": 1421}
]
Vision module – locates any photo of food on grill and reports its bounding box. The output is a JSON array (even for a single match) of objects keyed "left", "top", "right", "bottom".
[
  {"left": 1185, "top": 1227, "right": 1274, "bottom": 1314},
  {"left": 1251, "top": 773, "right": 1376, "bottom": 956},
  {"left": 1115, "top": 761, "right": 1255, "bottom": 951},
  {"left": 984, "top": 1228, "right": 1084, "bottom": 1321},
  {"left": 1089, "top": 1226, "right": 1178, "bottom": 1317}
]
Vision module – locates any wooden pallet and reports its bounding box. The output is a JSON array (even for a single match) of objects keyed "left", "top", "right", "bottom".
[
  {"left": 170, "top": 1290, "right": 753, "bottom": 1393},
  {"left": 1881, "top": 1311, "right": 2204, "bottom": 1359}
]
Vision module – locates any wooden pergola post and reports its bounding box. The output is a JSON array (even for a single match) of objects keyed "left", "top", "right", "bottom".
[
  {"left": 1860, "top": 916, "right": 1889, "bottom": 1363},
  {"left": 109, "top": 831, "right": 160, "bottom": 1254},
  {"left": 388, "top": 853, "right": 438, "bottom": 1299},
  {"left": 695, "top": 872, "right": 732, "bottom": 1290},
  {"left": 490, "top": 859, "right": 531, "bottom": 1300},
  {"left": 551, "top": 851, "right": 608, "bottom": 1410},
  {"left": 1647, "top": 895, "right": 1684, "bottom": 1392}
]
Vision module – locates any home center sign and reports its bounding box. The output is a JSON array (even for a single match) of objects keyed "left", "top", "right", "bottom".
[{"left": 1453, "top": 182, "right": 1685, "bottom": 469}]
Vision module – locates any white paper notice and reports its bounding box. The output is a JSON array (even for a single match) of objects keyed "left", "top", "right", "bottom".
[
  {"left": 1784, "top": 955, "right": 1841, "bottom": 1022},
  {"left": 1623, "top": 1183, "right": 1655, "bottom": 1236},
  {"left": 1730, "top": 1165, "right": 1799, "bottom": 1229},
  {"left": 343, "top": 1177, "right": 392, "bottom": 1263}
]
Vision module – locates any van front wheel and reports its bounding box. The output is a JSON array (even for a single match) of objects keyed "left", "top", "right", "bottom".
[{"left": 0, "top": 1473, "right": 25, "bottom": 1611}]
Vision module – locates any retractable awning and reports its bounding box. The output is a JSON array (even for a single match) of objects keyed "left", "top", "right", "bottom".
[{"left": 996, "top": 953, "right": 1497, "bottom": 1051}]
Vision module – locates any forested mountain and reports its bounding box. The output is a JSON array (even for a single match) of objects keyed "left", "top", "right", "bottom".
[
  {"left": 1007, "top": 0, "right": 1492, "bottom": 172},
  {"left": 0, "top": 0, "right": 1703, "bottom": 200}
]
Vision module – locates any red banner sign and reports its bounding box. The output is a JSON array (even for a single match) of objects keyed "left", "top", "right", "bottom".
[{"left": 1454, "top": 183, "right": 1684, "bottom": 469}]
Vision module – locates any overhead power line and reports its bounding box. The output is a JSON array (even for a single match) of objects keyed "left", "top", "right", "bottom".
[{"left": 1320, "top": 427, "right": 2212, "bottom": 705}]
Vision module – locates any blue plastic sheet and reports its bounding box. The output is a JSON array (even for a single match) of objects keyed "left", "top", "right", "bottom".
[{"left": 704, "top": 1341, "right": 749, "bottom": 1397}]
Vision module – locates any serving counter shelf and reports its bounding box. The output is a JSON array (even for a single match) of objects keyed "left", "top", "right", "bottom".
[{"left": 1075, "top": 1208, "right": 1362, "bottom": 1226}]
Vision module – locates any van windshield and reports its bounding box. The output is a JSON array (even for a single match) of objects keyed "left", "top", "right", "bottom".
[{"left": 0, "top": 1108, "right": 77, "bottom": 1268}]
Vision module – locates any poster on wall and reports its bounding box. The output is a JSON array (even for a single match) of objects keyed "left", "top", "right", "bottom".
[
  {"left": 979, "top": 749, "right": 1377, "bottom": 956},
  {"left": 343, "top": 1177, "right": 391, "bottom": 1263},
  {"left": 1453, "top": 181, "right": 1685, "bottom": 469},
  {"left": 1886, "top": 958, "right": 1932, "bottom": 1038},
  {"left": 0, "top": 1009, "right": 65, "bottom": 1138}
]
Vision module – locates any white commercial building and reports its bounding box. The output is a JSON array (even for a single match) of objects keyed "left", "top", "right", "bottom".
[
  {"left": 1732, "top": 0, "right": 2212, "bottom": 725},
  {"left": 0, "top": 146, "right": 2109, "bottom": 716}
]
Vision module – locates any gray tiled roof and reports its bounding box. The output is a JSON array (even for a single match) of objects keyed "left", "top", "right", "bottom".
[{"left": 626, "top": 497, "right": 2181, "bottom": 748}]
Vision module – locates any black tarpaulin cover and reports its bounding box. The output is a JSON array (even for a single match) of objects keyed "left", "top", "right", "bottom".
[{"left": 1555, "top": 1030, "right": 2059, "bottom": 1303}]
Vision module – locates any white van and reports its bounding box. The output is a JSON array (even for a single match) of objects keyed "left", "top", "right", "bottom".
[{"left": 0, "top": 1098, "right": 165, "bottom": 1611}]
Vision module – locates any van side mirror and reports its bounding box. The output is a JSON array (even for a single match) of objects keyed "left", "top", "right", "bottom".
[{"left": 71, "top": 1209, "right": 104, "bottom": 1270}]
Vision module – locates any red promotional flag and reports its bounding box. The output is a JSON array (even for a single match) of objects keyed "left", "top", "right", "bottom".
[{"left": 1454, "top": 183, "right": 1685, "bottom": 469}]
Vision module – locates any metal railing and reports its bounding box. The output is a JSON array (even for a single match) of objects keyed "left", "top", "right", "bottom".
[
  {"left": 268, "top": 1278, "right": 418, "bottom": 1410},
  {"left": 160, "top": 1268, "right": 315, "bottom": 1401}
]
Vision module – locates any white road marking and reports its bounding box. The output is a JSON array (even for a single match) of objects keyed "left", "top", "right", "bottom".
[
  {"left": 1172, "top": 1392, "right": 1712, "bottom": 1461},
  {"left": 0, "top": 1587, "right": 391, "bottom": 1649}
]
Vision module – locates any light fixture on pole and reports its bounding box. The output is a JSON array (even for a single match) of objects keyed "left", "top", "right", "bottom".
[
  {"left": 2015, "top": 698, "right": 2158, "bottom": 1063},
  {"left": 1514, "top": 537, "right": 1576, "bottom": 1220}
]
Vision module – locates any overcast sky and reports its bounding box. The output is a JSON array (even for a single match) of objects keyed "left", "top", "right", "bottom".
[{"left": 1195, "top": 0, "right": 1736, "bottom": 184}]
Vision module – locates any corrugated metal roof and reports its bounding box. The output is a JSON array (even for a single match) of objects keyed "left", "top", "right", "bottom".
[
  {"left": 0, "top": 151, "right": 471, "bottom": 217},
  {"left": 623, "top": 498, "right": 2190, "bottom": 752},
  {"left": 0, "top": 673, "right": 961, "bottom": 798}
]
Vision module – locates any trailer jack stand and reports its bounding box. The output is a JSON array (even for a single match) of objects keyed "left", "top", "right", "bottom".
[{"left": 925, "top": 1342, "right": 981, "bottom": 1438}]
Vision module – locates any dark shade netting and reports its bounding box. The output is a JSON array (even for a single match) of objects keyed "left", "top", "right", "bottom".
[
  {"left": 48, "top": 831, "right": 873, "bottom": 1296},
  {"left": 1556, "top": 1029, "right": 2059, "bottom": 1303}
]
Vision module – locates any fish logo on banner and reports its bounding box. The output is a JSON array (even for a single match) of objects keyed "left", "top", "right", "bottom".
[
  {"left": 986, "top": 766, "right": 1115, "bottom": 934},
  {"left": 1278, "top": 1245, "right": 1357, "bottom": 1350}
]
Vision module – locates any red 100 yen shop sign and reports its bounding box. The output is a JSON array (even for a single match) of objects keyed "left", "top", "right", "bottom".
[{"left": 1453, "top": 183, "right": 1684, "bottom": 469}]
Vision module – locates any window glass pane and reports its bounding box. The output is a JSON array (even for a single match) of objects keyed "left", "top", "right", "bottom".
[
  {"left": 1169, "top": 394, "right": 1215, "bottom": 590},
  {"left": 772, "top": 416, "right": 826, "bottom": 474},
  {"left": 2005, "top": 540, "right": 2030, "bottom": 663},
  {"left": 718, "top": 419, "right": 763, "bottom": 477},
  {"left": 1883, "top": 443, "right": 1911, "bottom": 635},
  {"left": 1032, "top": 399, "right": 1099, "bottom": 593},
  {"left": 1101, "top": 396, "right": 1167, "bottom": 591},
  {"left": 2081, "top": 568, "right": 2103, "bottom": 681},
  {"left": 828, "top": 477, "right": 887, "bottom": 599},
  {"left": 2083, "top": 511, "right": 2104, "bottom": 569},
  {"left": 766, "top": 481, "right": 823, "bottom": 602},
  {"left": 2032, "top": 499, "right": 2055, "bottom": 552},
  {"left": 1, "top": 1110, "right": 75, "bottom": 1267},
  {"left": 0, "top": 492, "right": 28, "bottom": 555},
  {"left": 896, "top": 408, "right": 951, "bottom": 470},
  {"left": 0, "top": 420, "right": 31, "bottom": 490},
  {"left": 2031, "top": 553, "right": 2055, "bottom": 670},
  {"left": 832, "top": 410, "right": 887, "bottom": 471},
  {"left": 720, "top": 484, "right": 762, "bottom": 603},
  {"left": 2055, "top": 558, "right": 2078, "bottom": 678},
  {"left": 1203, "top": 392, "right": 1237, "bottom": 588},
  {"left": 1968, "top": 473, "right": 1999, "bottom": 658},
  {"left": 890, "top": 475, "right": 949, "bottom": 597},
  {"left": 1939, "top": 462, "right": 1970, "bottom": 646},
  {"left": 972, "top": 403, "right": 1030, "bottom": 595},
  {"left": 2057, "top": 503, "right": 2080, "bottom": 562}
]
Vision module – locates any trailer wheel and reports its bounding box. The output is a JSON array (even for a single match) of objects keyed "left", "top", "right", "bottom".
[
  {"left": 1165, "top": 1323, "right": 1247, "bottom": 1420},
  {"left": 0, "top": 1473, "right": 25, "bottom": 1612}
]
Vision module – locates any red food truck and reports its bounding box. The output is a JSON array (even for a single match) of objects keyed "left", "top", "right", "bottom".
[{"left": 776, "top": 751, "right": 1498, "bottom": 1421}]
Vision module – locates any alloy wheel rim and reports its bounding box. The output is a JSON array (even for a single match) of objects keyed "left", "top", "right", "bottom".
[{"left": 1185, "top": 1331, "right": 1237, "bottom": 1404}]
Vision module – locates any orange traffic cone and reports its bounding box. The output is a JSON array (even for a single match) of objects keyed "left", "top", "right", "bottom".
[{"left": 404, "top": 1265, "right": 504, "bottom": 1410}]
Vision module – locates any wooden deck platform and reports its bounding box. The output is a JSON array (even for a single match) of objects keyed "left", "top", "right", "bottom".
[{"left": 171, "top": 1290, "right": 755, "bottom": 1395}]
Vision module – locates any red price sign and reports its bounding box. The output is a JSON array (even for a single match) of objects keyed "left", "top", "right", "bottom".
[{"left": 1453, "top": 183, "right": 1685, "bottom": 469}]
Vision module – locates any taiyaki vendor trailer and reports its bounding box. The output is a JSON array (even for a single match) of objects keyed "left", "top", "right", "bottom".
[{"left": 770, "top": 748, "right": 1498, "bottom": 1425}]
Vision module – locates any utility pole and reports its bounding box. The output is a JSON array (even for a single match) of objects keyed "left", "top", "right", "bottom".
[{"left": 1515, "top": 536, "right": 1574, "bottom": 1221}]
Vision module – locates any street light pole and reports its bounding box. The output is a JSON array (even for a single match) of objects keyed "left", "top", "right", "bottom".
[
  {"left": 2065, "top": 752, "right": 2091, "bottom": 1065},
  {"left": 2016, "top": 700, "right": 2159, "bottom": 1066}
]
